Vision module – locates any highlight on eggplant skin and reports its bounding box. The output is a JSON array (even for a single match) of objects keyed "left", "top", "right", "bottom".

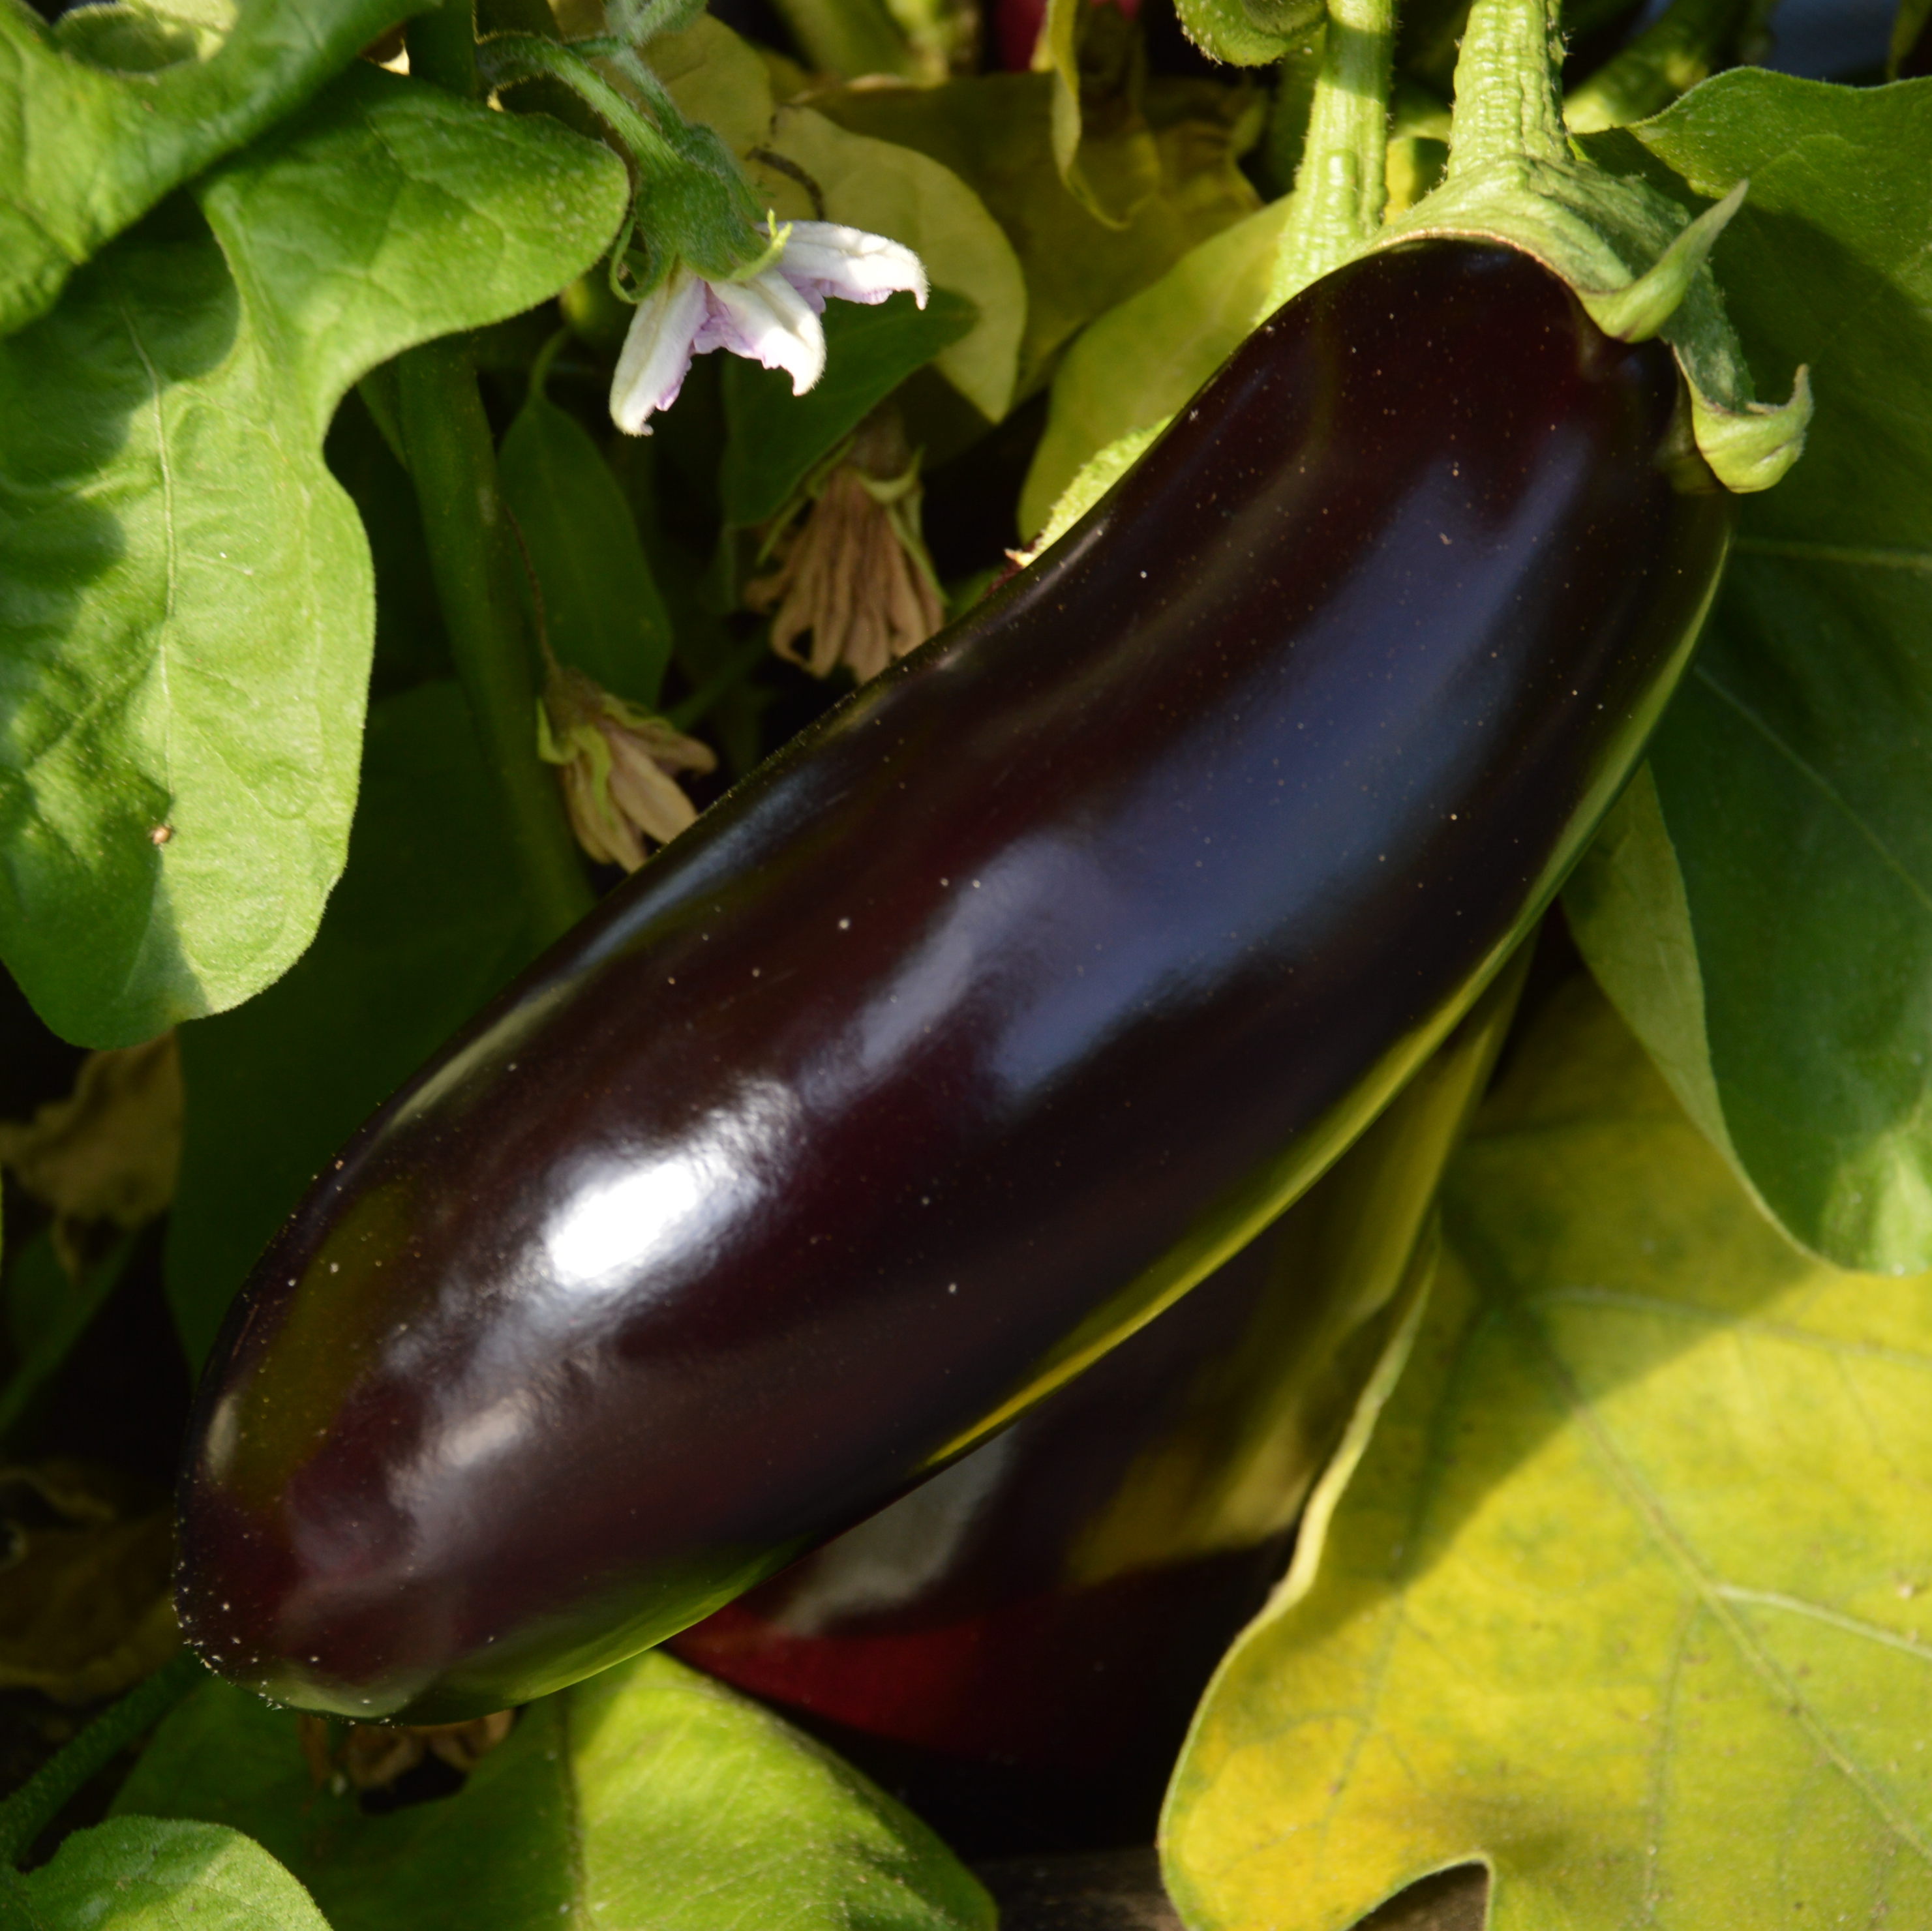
[{"left": 175, "top": 240, "right": 1736, "bottom": 1722}]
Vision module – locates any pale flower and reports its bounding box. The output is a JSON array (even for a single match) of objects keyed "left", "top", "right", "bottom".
[
  {"left": 537, "top": 667, "right": 717, "bottom": 873},
  {"left": 610, "top": 220, "right": 929, "bottom": 436},
  {"left": 746, "top": 410, "right": 946, "bottom": 683}
]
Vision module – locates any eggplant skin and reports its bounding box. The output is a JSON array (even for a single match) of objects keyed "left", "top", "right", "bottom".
[{"left": 177, "top": 239, "right": 1733, "bottom": 1722}]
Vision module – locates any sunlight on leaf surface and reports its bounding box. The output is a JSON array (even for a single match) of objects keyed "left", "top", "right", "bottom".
[
  {"left": 115, "top": 1651, "right": 991, "bottom": 1931},
  {"left": 0, "top": 0, "right": 423, "bottom": 338},
  {"left": 1164, "top": 976, "right": 1932, "bottom": 1930},
  {"left": 0, "top": 68, "right": 626, "bottom": 1049},
  {"left": 23, "top": 1817, "right": 328, "bottom": 1930},
  {"left": 1568, "top": 74, "right": 1932, "bottom": 1272}
]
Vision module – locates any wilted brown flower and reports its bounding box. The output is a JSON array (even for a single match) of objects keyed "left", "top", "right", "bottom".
[
  {"left": 297, "top": 1709, "right": 515, "bottom": 1795},
  {"left": 747, "top": 410, "right": 945, "bottom": 684},
  {"left": 537, "top": 666, "right": 717, "bottom": 874},
  {"left": 0, "top": 1034, "right": 181, "bottom": 1282}
]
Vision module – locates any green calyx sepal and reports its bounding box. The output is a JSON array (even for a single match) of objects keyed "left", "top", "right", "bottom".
[{"left": 1358, "top": 153, "right": 1809, "bottom": 493}]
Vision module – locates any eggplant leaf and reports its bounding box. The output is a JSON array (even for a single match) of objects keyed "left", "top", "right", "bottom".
[
  {"left": 0, "top": 67, "right": 626, "bottom": 1049},
  {"left": 166, "top": 682, "right": 538, "bottom": 1368},
  {"left": 500, "top": 390, "right": 676, "bottom": 708},
  {"left": 20, "top": 1817, "right": 329, "bottom": 1930},
  {"left": 112, "top": 1651, "right": 993, "bottom": 1931},
  {"left": 0, "top": 0, "right": 426, "bottom": 340},
  {"left": 1164, "top": 976, "right": 1932, "bottom": 1930},
  {"left": 1567, "top": 74, "right": 1932, "bottom": 1271}
]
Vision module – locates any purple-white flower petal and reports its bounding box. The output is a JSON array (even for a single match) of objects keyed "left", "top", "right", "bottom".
[
  {"left": 702, "top": 267, "right": 828, "bottom": 397},
  {"left": 779, "top": 221, "right": 929, "bottom": 311},
  {"left": 610, "top": 269, "right": 708, "bottom": 436}
]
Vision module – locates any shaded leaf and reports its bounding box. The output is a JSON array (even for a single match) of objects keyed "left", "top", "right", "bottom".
[
  {"left": 22, "top": 1817, "right": 329, "bottom": 1931},
  {"left": 1164, "top": 977, "right": 1932, "bottom": 1930},
  {"left": 500, "top": 390, "right": 676, "bottom": 708},
  {"left": 115, "top": 1651, "right": 993, "bottom": 1931},
  {"left": 1019, "top": 193, "right": 1288, "bottom": 537},
  {"left": 721, "top": 292, "right": 978, "bottom": 531},
  {"left": 165, "top": 681, "right": 539, "bottom": 1368},
  {"left": 0, "top": 0, "right": 423, "bottom": 338},
  {"left": 0, "top": 67, "right": 627, "bottom": 1048},
  {"left": 0, "top": 1232, "right": 132, "bottom": 1442},
  {"left": 1565, "top": 75, "right": 1932, "bottom": 1270},
  {"left": 750, "top": 104, "right": 1027, "bottom": 424},
  {"left": 811, "top": 71, "right": 1261, "bottom": 391}
]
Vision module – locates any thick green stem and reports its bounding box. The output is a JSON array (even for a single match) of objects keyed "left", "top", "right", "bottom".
[
  {"left": 0, "top": 1652, "right": 205, "bottom": 1866},
  {"left": 398, "top": 339, "right": 594, "bottom": 940},
  {"left": 405, "top": 0, "right": 480, "bottom": 94},
  {"left": 1443, "top": 0, "right": 1569, "bottom": 175},
  {"left": 1265, "top": 0, "right": 1395, "bottom": 311}
]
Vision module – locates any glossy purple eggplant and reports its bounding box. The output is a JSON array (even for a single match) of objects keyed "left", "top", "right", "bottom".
[
  {"left": 672, "top": 968, "right": 1520, "bottom": 1854},
  {"left": 177, "top": 240, "right": 1734, "bottom": 1721}
]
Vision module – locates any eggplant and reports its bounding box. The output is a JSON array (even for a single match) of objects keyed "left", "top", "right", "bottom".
[
  {"left": 177, "top": 239, "right": 1734, "bottom": 1722},
  {"left": 673, "top": 967, "right": 1520, "bottom": 1854}
]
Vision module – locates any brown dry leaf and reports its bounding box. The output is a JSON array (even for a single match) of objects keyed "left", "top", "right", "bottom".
[
  {"left": 297, "top": 1709, "right": 517, "bottom": 1792},
  {"left": 0, "top": 1462, "right": 178, "bottom": 1703},
  {"left": 0, "top": 1034, "right": 182, "bottom": 1281}
]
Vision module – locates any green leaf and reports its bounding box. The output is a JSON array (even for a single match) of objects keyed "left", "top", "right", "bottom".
[
  {"left": 570, "top": 1651, "right": 995, "bottom": 1931},
  {"left": 114, "top": 1652, "right": 993, "bottom": 1931},
  {"left": 811, "top": 72, "right": 1263, "bottom": 394},
  {"left": 0, "top": 1227, "right": 132, "bottom": 1441},
  {"left": 0, "top": 66, "right": 627, "bottom": 1049},
  {"left": 21, "top": 1817, "right": 329, "bottom": 1930},
  {"left": 719, "top": 290, "right": 978, "bottom": 530},
  {"left": 0, "top": 0, "right": 425, "bottom": 340},
  {"left": 165, "top": 681, "right": 539, "bottom": 1368},
  {"left": 1019, "top": 194, "right": 1290, "bottom": 539},
  {"left": 1163, "top": 976, "right": 1932, "bottom": 1930},
  {"left": 1566, "top": 74, "right": 1932, "bottom": 1270},
  {"left": 500, "top": 390, "right": 675, "bottom": 707}
]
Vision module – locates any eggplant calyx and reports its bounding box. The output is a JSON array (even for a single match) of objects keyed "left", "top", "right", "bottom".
[{"left": 1368, "top": 156, "right": 1809, "bottom": 494}]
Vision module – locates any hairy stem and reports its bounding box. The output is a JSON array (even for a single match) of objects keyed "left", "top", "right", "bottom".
[
  {"left": 1445, "top": 0, "right": 1569, "bottom": 173},
  {"left": 398, "top": 339, "right": 594, "bottom": 940},
  {"left": 0, "top": 1652, "right": 205, "bottom": 1867},
  {"left": 1265, "top": 0, "right": 1395, "bottom": 312}
]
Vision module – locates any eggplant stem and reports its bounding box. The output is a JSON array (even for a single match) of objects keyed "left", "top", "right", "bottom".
[
  {"left": 1265, "top": 0, "right": 1395, "bottom": 311},
  {"left": 397, "top": 338, "right": 596, "bottom": 941},
  {"left": 1444, "top": 0, "right": 1570, "bottom": 174}
]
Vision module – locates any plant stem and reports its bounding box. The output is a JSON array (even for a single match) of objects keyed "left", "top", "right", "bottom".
[
  {"left": 1444, "top": 0, "right": 1569, "bottom": 174},
  {"left": 398, "top": 338, "right": 594, "bottom": 940},
  {"left": 0, "top": 1651, "right": 205, "bottom": 1867},
  {"left": 1265, "top": 0, "right": 1396, "bottom": 311},
  {"left": 406, "top": 0, "right": 481, "bottom": 95}
]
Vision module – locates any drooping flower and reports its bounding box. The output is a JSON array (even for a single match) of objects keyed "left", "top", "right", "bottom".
[
  {"left": 610, "top": 220, "right": 929, "bottom": 436},
  {"left": 537, "top": 667, "right": 717, "bottom": 873},
  {"left": 746, "top": 410, "right": 946, "bottom": 683}
]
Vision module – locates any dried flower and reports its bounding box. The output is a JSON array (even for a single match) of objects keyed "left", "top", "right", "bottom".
[
  {"left": 298, "top": 1710, "right": 516, "bottom": 1795},
  {"left": 746, "top": 412, "right": 946, "bottom": 683},
  {"left": 537, "top": 667, "right": 717, "bottom": 873},
  {"left": 610, "top": 220, "right": 929, "bottom": 436},
  {"left": 0, "top": 1034, "right": 181, "bottom": 1282}
]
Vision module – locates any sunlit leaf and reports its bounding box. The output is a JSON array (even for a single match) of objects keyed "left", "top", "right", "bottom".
[
  {"left": 0, "top": 67, "right": 626, "bottom": 1048},
  {"left": 1566, "top": 75, "right": 1932, "bottom": 1270},
  {"left": 22, "top": 1818, "right": 329, "bottom": 1930},
  {"left": 0, "top": 0, "right": 423, "bottom": 338},
  {"left": 1164, "top": 976, "right": 1932, "bottom": 1930},
  {"left": 115, "top": 1651, "right": 992, "bottom": 1931}
]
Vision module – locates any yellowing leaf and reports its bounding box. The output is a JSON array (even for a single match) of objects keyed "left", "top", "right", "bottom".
[
  {"left": 646, "top": 14, "right": 777, "bottom": 157},
  {"left": 1019, "top": 192, "right": 1289, "bottom": 537},
  {"left": 750, "top": 106, "right": 1025, "bottom": 422},
  {"left": 1164, "top": 976, "right": 1932, "bottom": 1931}
]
